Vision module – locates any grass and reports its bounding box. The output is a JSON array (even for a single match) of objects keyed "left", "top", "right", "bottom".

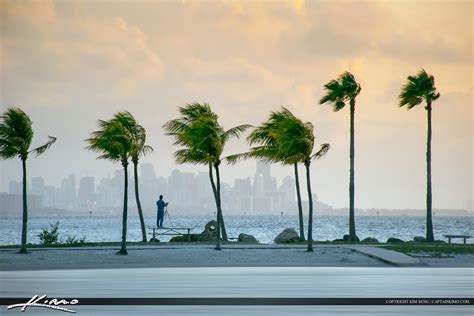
[{"left": 382, "top": 243, "right": 474, "bottom": 256}]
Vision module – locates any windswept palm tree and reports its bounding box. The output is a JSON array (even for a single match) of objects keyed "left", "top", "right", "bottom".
[
  {"left": 164, "top": 103, "right": 250, "bottom": 250},
  {"left": 399, "top": 69, "right": 440, "bottom": 242},
  {"left": 87, "top": 119, "right": 132, "bottom": 254},
  {"left": 230, "top": 108, "right": 329, "bottom": 251},
  {"left": 111, "top": 112, "right": 153, "bottom": 242},
  {"left": 243, "top": 108, "right": 307, "bottom": 241},
  {"left": 320, "top": 72, "right": 361, "bottom": 242},
  {"left": 0, "top": 107, "right": 56, "bottom": 253}
]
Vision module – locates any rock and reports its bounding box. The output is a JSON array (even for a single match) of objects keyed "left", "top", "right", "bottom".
[
  {"left": 361, "top": 237, "right": 379, "bottom": 243},
  {"left": 199, "top": 220, "right": 218, "bottom": 242},
  {"left": 274, "top": 228, "right": 300, "bottom": 244},
  {"left": 169, "top": 234, "right": 201, "bottom": 242},
  {"left": 387, "top": 237, "right": 405, "bottom": 243},
  {"left": 414, "top": 236, "right": 426, "bottom": 242},
  {"left": 238, "top": 233, "right": 258, "bottom": 243},
  {"left": 343, "top": 234, "right": 360, "bottom": 242}
]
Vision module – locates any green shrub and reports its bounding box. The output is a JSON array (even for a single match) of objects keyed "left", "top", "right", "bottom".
[
  {"left": 65, "top": 235, "right": 86, "bottom": 245},
  {"left": 38, "top": 221, "right": 60, "bottom": 245}
]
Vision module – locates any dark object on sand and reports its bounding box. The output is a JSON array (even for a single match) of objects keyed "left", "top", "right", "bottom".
[
  {"left": 361, "top": 237, "right": 379, "bottom": 243},
  {"left": 343, "top": 234, "right": 360, "bottom": 242},
  {"left": 274, "top": 228, "right": 300, "bottom": 244},
  {"left": 238, "top": 233, "right": 258, "bottom": 243},
  {"left": 387, "top": 237, "right": 405, "bottom": 243}
]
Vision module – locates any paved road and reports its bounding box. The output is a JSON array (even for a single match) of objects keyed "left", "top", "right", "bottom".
[{"left": 1, "top": 267, "right": 472, "bottom": 315}]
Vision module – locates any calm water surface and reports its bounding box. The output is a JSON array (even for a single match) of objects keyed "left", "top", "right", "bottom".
[{"left": 0, "top": 215, "right": 472, "bottom": 245}]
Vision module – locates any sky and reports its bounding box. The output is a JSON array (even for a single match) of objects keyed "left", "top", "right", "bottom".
[{"left": 0, "top": 0, "right": 472, "bottom": 210}]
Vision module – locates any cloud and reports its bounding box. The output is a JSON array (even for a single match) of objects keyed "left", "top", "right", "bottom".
[{"left": 1, "top": 0, "right": 164, "bottom": 106}]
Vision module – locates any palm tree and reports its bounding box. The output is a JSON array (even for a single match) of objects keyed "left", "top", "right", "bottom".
[
  {"left": 0, "top": 107, "right": 56, "bottom": 253},
  {"left": 399, "top": 69, "right": 440, "bottom": 242},
  {"left": 232, "top": 108, "right": 329, "bottom": 251},
  {"left": 111, "top": 112, "right": 153, "bottom": 242},
  {"left": 87, "top": 118, "right": 132, "bottom": 254},
  {"left": 164, "top": 103, "right": 250, "bottom": 250},
  {"left": 243, "top": 108, "right": 307, "bottom": 241},
  {"left": 268, "top": 110, "right": 329, "bottom": 251},
  {"left": 320, "top": 72, "right": 361, "bottom": 242}
]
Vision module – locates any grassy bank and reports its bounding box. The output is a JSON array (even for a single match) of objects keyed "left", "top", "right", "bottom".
[{"left": 382, "top": 243, "right": 474, "bottom": 256}]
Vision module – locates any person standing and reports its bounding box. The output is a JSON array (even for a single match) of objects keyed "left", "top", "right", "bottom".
[{"left": 156, "top": 195, "right": 168, "bottom": 227}]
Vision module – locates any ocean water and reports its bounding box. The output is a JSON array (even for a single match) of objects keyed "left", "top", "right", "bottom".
[{"left": 0, "top": 214, "right": 472, "bottom": 245}]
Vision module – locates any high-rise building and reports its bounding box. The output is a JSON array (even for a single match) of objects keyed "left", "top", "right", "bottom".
[
  {"left": 31, "top": 177, "right": 45, "bottom": 196},
  {"left": 256, "top": 160, "right": 271, "bottom": 179},
  {"left": 57, "top": 174, "right": 76, "bottom": 207},
  {"left": 140, "top": 163, "right": 157, "bottom": 182},
  {"left": 8, "top": 180, "right": 22, "bottom": 195},
  {"left": 78, "top": 176, "right": 95, "bottom": 206}
]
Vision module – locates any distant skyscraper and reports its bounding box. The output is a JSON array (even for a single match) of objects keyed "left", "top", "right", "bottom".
[
  {"left": 78, "top": 176, "right": 95, "bottom": 206},
  {"left": 57, "top": 174, "right": 76, "bottom": 206},
  {"left": 31, "top": 177, "right": 45, "bottom": 196},
  {"left": 140, "top": 163, "right": 157, "bottom": 182},
  {"left": 8, "top": 180, "right": 22, "bottom": 195},
  {"left": 256, "top": 160, "right": 271, "bottom": 179}
]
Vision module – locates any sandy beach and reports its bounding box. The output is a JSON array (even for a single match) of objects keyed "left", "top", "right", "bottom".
[{"left": 1, "top": 244, "right": 472, "bottom": 271}]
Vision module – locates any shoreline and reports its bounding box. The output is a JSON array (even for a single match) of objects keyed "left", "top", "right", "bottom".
[{"left": 1, "top": 244, "right": 472, "bottom": 271}]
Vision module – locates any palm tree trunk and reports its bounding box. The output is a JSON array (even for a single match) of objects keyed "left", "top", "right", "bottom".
[
  {"left": 349, "top": 99, "right": 356, "bottom": 242},
  {"left": 426, "top": 103, "right": 434, "bottom": 242},
  {"left": 305, "top": 161, "right": 314, "bottom": 252},
  {"left": 294, "top": 163, "right": 305, "bottom": 241},
  {"left": 214, "top": 164, "right": 228, "bottom": 241},
  {"left": 208, "top": 163, "right": 221, "bottom": 250},
  {"left": 119, "top": 163, "right": 129, "bottom": 255},
  {"left": 19, "top": 158, "right": 28, "bottom": 253},
  {"left": 133, "top": 161, "right": 147, "bottom": 242}
]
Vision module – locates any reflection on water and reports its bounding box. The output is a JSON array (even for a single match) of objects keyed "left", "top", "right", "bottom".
[{"left": 0, "top": 215, "right": 472, "bottom": 244}]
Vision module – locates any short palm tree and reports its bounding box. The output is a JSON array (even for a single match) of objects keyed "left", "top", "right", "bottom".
[
  {"left": 320, "top": 72, "right": 361, "bottom": 242},
  {"left": 164, "top": 103, "right": 250, "bottom": 250},
  {"left": 87, "top": 118, "right": 132, "bottom": 254},
  {"left": 399, "top": 69, "right": 440, "bottom": 242},
  {"left": 0, "top": 107, "right": 56, "bottom": 253},
  {"left": 111, "top": 112, "right": 153, "bottom": 242}
]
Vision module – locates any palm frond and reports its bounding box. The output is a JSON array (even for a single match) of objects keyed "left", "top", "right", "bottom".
[
  {"left": 312, "top": 143, "right": 330, "bottom": 160},
  {"left": 31, "top": 136, "right": 57, "bottom": 157}
]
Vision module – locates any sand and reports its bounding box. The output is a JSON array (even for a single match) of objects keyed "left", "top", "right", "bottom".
[{"left": 0, "top": 244, "right": 385, "bottom": 271}]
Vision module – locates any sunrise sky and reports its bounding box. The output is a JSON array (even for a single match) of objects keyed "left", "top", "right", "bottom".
[{"left": 0, "top": 0, "right": 472, "bottom": 210}]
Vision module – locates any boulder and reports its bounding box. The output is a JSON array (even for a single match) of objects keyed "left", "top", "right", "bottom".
[
  {"left": 413, "top": 236, "right": 426, "bottom": 242},
  {"left": 199, "top": 220, "right": 218, "bottom": 242},
  {"left": 274, "top": 228, "right": 300, "bottom": 244},
  {"left": 343, "top": 234, "right": 360, "bottom": 242},
  {"left": 361, "top": 237, "right": 379, "bottom": 243},
  {"left": 387, "top": 237, "right": 404, "bottom": 243},
  {"left": 238, "top": 233, "right": 258, "bottom": 243},
  {"left": 169, "top": 234, "right": 201, "bottom": 242}
]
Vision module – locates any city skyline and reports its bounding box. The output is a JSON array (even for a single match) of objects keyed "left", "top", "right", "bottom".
[{"left": 2, "top": 160, "right": 472, "bottom": 217}]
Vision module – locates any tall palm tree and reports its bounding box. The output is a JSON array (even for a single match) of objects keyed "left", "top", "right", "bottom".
[
  {"left": 231, "top": 108, "right": 329, "bottom": 251},
  {"left": 399, "top": 69, "right": 440, "bottom": 242},
  {"left": 268, "top": 110, "right": 329, "bottom": 251},
  {"left": 320, "top": 72, "right": 361, "bottom": 242},
  {"left": 87, "top": 119, "right": 132, "bottom": 254},
  {"left": 243, "top": 108, "right": 307, "bottom": 241},
  {"left": 164, "top": 103, "right": 250, "bottom": 250},
  {"left": 111, "top": 112, "right": 153, "bottom": 242},
  {"left": 0, "top": 107, "right": 56, "bottom": 253}
]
